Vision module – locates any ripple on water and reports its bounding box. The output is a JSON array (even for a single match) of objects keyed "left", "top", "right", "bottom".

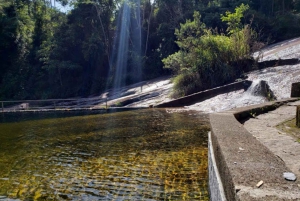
[{"left": 0, "top": 109, "right": 209, "bottom": 200}]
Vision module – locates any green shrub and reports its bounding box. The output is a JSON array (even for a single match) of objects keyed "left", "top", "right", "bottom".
[
  {"left": 163, "top": 4, "right": 255, "bottom": 98},
  {"left": 171, "top": 71, "right": 201, "bottom": 98}
]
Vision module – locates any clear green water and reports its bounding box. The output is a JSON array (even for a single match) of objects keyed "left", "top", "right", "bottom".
[{"left": 0, "top": 109, "right": 209, "bottom": 201}]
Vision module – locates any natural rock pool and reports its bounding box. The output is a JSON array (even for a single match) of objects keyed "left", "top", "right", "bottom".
[{"left": 0, "top": 109, "right": 209, "bottom": 200}]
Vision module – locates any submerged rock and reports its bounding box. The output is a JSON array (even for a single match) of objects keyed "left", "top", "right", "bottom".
[{"left": 283, "top": 172, "right": 297, "bottom": 181}]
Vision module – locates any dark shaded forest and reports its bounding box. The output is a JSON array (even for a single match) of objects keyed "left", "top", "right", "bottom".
[{"left": 1, "top": 0, "right": 300, "bottom": 100}]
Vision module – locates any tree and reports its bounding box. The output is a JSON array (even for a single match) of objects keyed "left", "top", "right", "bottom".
[
  {"left": 221, "top": 3, "right": 249, "bottom": 34},
  {"left": 0, "top": 1, "right": 35, "bottom": 99},
  {"left": 163, "top": 5, "right": 255, "bottom": 98},
  {"left": 1, "top": 0, "right": 300, "bottom": 100},
  {"left": 38, "top": 1, "right": 113, "bottom": 97}
]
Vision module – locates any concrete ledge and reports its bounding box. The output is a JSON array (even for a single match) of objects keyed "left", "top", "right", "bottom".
[
  {"left": 258, "top": 58, "right": 299, "bottom": 69},
  {"left": 0, "top": 107, "right": 148, "bottom": 114},
  {"left": 231, "top": 98, "right": 298, "bottom": 121},
  {"left": 209, "top": 132, "right": 227, "bottom": 201},
  {"left": 209, "top": 98, "right": 300, "bottom": 201},
  {"left": 155, "top": 80, "right": 252, "bottom": 108},
  {"left": 291, "top": 82, "right": 300, "bottom": 97}
]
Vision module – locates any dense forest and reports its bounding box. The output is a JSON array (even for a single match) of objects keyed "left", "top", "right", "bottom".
[{"left": 1, "top": 0, "right": 300, "bottom": 100}]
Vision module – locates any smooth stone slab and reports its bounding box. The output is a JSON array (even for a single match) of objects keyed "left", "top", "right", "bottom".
[{"left": 283, "top": 172, "right": 297, "bottom": 181}]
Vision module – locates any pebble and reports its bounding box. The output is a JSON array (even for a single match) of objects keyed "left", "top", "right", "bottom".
[
  {"left": 283, "top": 172, "right": 297, "bottom": 181},
  {"left": 256, "top": 180, "right": 264, "bottom": 188}
]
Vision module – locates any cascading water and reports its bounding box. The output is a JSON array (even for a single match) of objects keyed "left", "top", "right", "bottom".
[
  {"left": 247, "top": 80, "right": 264, "bottom": 96},
  {"left": 187, "top": 62, "right": 300, "bottom": 113},
  {"left": 244, "top": 79, "right": 276, "bottom": 100},
  {"left": 247, "top": 64, "right": 300, "bottom": 99},
  {"left": 232, "top": 79, "right": 276, "bottom": 107},
  {"left": 223, "top": 80, "right": 270, "bottom": 109},
  {"left": 187, "top": 36, "right": 300, "bottom": 113},
  {"left": 187, "top": 80, "right": 274, "bottom": 113}
]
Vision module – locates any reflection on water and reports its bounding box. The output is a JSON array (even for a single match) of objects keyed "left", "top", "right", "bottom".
[{"left": 0, "top": 109, "right": 209, "bottom": 200}]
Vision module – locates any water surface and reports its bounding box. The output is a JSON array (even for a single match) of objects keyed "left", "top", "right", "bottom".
[{"left": 0, "top": 109, "right": 209, "bottom": 200}]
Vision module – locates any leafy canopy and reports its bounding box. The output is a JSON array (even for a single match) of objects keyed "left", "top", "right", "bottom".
[
  {"left": 163, "top": 4, "right": 254, "bottom": 98},
  {"left": 221, "top": 3, "right": 249, "bottom": 34}
]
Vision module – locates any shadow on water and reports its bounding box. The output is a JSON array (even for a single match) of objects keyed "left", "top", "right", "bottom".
[
  {"left": 0, "top": 110, "right": 108, "bottom": 123},
  {"left": 0, "top": 109, "right": 209, "bottom": 200}
]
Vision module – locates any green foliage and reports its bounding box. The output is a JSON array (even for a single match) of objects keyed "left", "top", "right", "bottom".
[
  {"left": 271, "top": 12, "right": 300, "bottom": 41},
  {"left": 171, "top": 71, "right": 201, "bottom": 98},
  {"left": 175, "top": 12, "right": 207, "bottom": 51},
  {"left": 1, "top": 0, "right": 300, "bottom": 100},
  {"left": 0, "top": 1, "right": 35, "bottom": 99},
  {"left": 163, "top": 5, "right": 254, "bottom": 98},
  {"left": 221, "top": 3, "right": 249, "bottom": 34}
]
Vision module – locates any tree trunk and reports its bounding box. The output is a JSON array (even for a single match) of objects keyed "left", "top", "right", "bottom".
[
  {"left": 94, "top": 4, "right": 111, "bottom": 68},
  {"left": 144, "top": 2, "right": 153, "bottom": 56}
]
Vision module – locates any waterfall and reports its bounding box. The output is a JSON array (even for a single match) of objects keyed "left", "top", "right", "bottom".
[
  {"left": 187, "top": 80, "right": 276, "bottom": 113},
  {"left": 245, "top": 80, "right": 276, "bottom": 100}
]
